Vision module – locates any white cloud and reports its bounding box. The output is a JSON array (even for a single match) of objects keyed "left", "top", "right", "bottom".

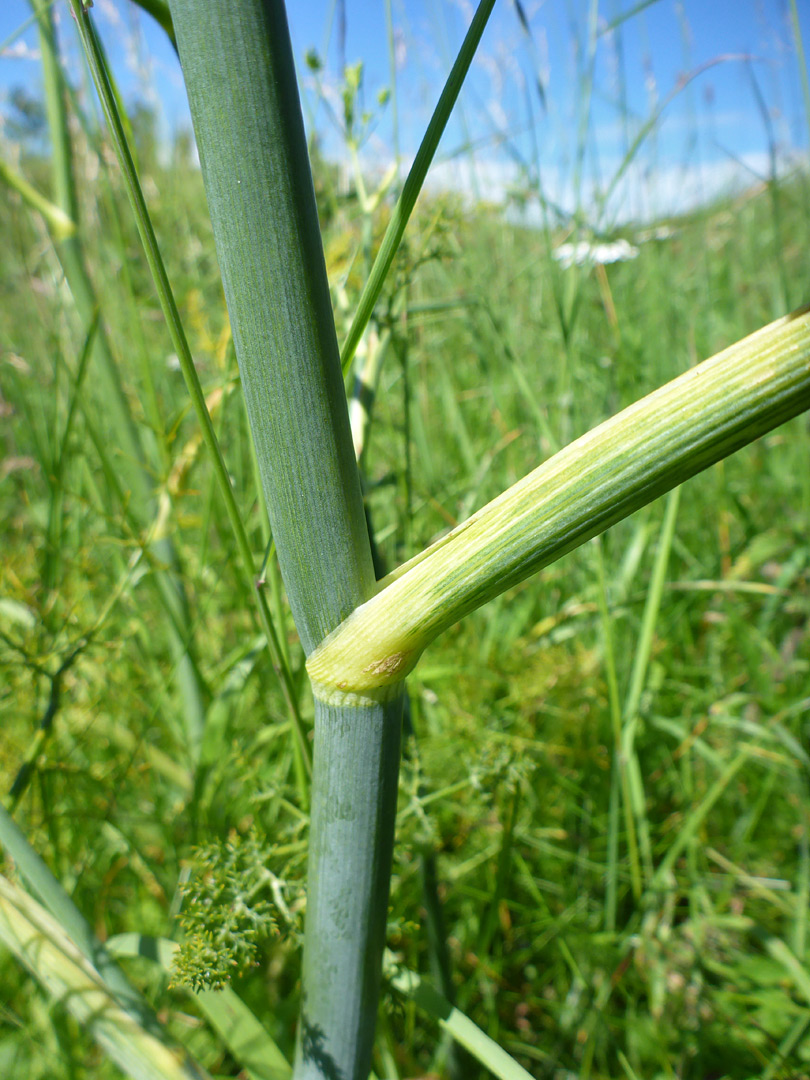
[{"left": 410, "top": 147, "right": 807, "bottom": 225}]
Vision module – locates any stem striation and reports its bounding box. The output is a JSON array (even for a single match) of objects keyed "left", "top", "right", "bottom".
[{"left": 308, "top": 305, "right": 810, "bottom": 697}]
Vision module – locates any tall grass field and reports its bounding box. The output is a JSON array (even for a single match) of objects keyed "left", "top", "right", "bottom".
[{"left": 1, "top": 1, "right": 810, "bottom": 1078}]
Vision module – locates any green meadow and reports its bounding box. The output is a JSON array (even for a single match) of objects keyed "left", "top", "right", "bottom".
[{"left": 2, "top": 4, "right": 810, "bottom": 1078}]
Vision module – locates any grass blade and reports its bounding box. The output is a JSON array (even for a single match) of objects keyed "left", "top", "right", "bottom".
[
  {"left": 623, "top": 487, "right": 681, "bottom": 721},
  {"left": 0, "top": 877, "right": 210, "bottom": 1080},
  {"left": 385, "top": 955, "right": 533, "bottom": 1080},
  {"left": 0, "top": 156, "right": 76, "bottom": 239},
  {"left": 595, "top": 537, "right": 642, "bottom": 912},
  {"left": 107, "top": 934, "right": 291, "bottom": 1080},
  {"left": 340, "top": 0, "right": 496, "bottom": 373},
  {"left": 621, "top": 486, "right": 681, "bottom": 886},
  {"left": 65, "top": 0, "right": 309, "bottom": 774},
  {"left": 130, "top": 0, "right": 177, "bottom": 50},
  {"left": 789, "top": 0, "right": 810, "bottom": 154},
  {"left": 765, "top": 934, "right": 810, "bottom": 1008},
  {"left": 650, "top": 750, "right": 750, "bottom": 889}
]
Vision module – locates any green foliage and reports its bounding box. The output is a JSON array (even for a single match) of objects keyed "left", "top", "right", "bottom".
[
  {"left": 1, "top": 17, "right": 810, "bottom": 1077},
  {"left": 172, "top": 830, "right": 284, "bottom": 993}
]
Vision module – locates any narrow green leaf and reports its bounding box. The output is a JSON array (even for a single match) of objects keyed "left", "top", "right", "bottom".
[
  {"left": 651, "top": 751, "right": 750, "bottom": 889},
  {"left": 107, "top": 934, "right": 291, "bottom": 1080},
  {"left": 623, "top": 486, "right": 680, "bottom": 721},
  {"left": 789, "top": 0, "right": 810, "bottom": 151},
  {"left": 595, "top": 537, "right": 642, "bottom": 913},
  {"left": 385, "top": 956, "right": 533, "bottom": 1080},
  {"left": 0, "top": 156, "right": 76, "bottom": 239},
  {"left": 765, "top": 935, "right": 810, "bottom": 1008},
  {"left": 599, "top": 0, "right": 664, "bottom": 35},
  {"left": 617, "top": 1049, "right": 644, "bottom": 1080},
  {"left": 340, "top": 0, "right": 497, "bottom": 373},
  {"left": 0, "top": 877, "right": 210, "bottom": 1080},
  {"left": 621, "top": 485, "right": 681, "bottom": 887},
  {"left": 129, "top": 0, "right": 177, "bottom": 50},
  {"left": 761, "top": 1013, "right": 810, "bottom": 1080}
]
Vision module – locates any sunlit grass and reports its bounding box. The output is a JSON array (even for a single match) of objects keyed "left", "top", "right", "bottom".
[{"left": 1, "top": 4, "right": 810, "bottom": 1076}]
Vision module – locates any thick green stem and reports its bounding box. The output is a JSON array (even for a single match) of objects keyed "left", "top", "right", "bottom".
[
  {"left": 66, "top": 0, "right": 310, "bottom": 777},
  {"left": 297, "top": 695, "right": 403, "bottom": 1080},
  {"left": 166, "top": 2, "right": 399, "bottom": 1075},
  {"left": 167, "top": 0, "right": 374, "bottom": 652}
]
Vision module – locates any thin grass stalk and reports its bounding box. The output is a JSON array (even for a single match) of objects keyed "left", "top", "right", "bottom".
[
  {"left": 650, "top": 750, "right": 750, "bottom": 891},
  {"left": 621, "top": 485, "right": 681, "bottom": 887},
  {"left": 572, "top": 0, "right": 599, "bottom": 214},
  {"left": 384, "top": 0, "right": 400, "bottom": 178},
  {"left": 30, "top": 0, "right": 209, "bottom": 762},
  {"left": 762, "top": 1013, "right": 810, "bottom": 1080},
  {"left": 42, "top": 308, "right": 98, "bottom": 596},
  {"left": 790, "top": 0, "right": 810, "bottom": 151},
  {"left": 163, "top": 2, "right": 404, "bottom": 1075},
  {"left": 8, "top": 640, "right": 85, "bottom": 813},
  {"left": 0, "top": 158, "right": 76, "bottom": 238},
  {"left": 793, "top": 791, "right": 809, "bottom": 957},
  {"left": 595, "top": 537, "right": 642, "bottom": 915},
  {"left": 340, "top": 0, "right": 496, "bottom": 373}
]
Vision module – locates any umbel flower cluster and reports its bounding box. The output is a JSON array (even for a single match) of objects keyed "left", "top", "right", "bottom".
[{"left": 172, "top": 829, "right": 282, "bottom": 992}]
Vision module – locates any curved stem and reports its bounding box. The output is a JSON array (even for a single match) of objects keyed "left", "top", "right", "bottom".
[{"left": 308, "top": 304, "right": 810, "bottom": 697}]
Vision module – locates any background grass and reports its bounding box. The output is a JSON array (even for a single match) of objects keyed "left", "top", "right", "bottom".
[{"left": 2, "top": 20, "right": 810, "bottom": 1079}]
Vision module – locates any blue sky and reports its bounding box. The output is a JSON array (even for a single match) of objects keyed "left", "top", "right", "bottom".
[{"left": 2, "top": 1, "right": 809, "bottom": 223}]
